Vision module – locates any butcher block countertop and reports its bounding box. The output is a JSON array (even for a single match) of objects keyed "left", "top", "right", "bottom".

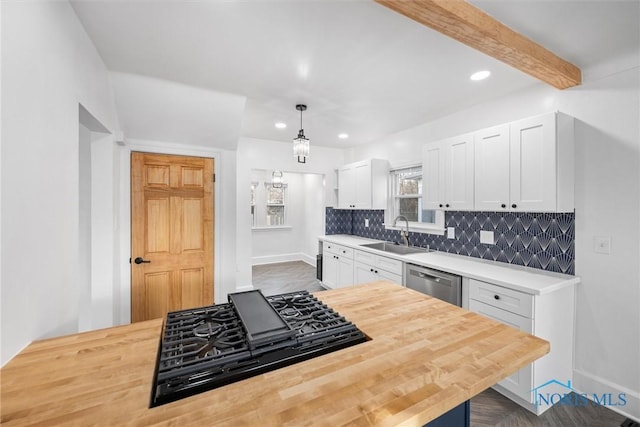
[{"left": 1, "top": 281, "right": 549, "bottom": 426}]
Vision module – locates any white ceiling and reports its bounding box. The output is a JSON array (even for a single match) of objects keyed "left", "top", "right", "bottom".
[{"left": 70, "top": 0, "right": 640, "bottom": 150}]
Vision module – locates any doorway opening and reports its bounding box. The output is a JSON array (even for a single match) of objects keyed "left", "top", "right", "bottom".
[
  {"left": 78, "top": 104, "right": 111, "bottom": 332},
  {"left": 250, "top": 169, "right": 324, "bottom": 294}
]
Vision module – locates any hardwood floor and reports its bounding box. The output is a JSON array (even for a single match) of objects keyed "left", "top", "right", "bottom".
[
  {"left": 471, "top": 388, "right": 626, "bottom": 427},
  {"left": 252, "top": 261, "right": 628, "bottom": 427}
]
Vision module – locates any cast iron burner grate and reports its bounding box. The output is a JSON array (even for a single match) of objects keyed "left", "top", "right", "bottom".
[{"left": 150, "top": 290, "right": 368, "bottom": 407}]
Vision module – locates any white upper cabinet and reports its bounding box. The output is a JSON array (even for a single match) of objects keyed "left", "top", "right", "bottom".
[
  {"left": 445, "top": 133, "right": 475, "bottom": 210},
  {"left": 510, "top": 113, "right": 574, "bottom": 212},
  {"left": 474, "top": 124, "right": 511, "bottom": 211},
  {"left": 423, "top": 133, "right": 474, "bottom": 210},
  {"left": 474, "top": 112, "right": 574, "bottom": 213},
  {"left": 338, "top": 159, "right": 389, "bottom": 209},
  {"left": 423, "top": 141, "right": 445, "bottom": 210}
]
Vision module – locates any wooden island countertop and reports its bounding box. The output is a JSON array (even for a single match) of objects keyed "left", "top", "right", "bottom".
[{"left": 1, "top": 281, "right": 549, "bottom": 426}]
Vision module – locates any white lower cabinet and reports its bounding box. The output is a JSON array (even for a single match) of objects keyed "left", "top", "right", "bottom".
[
  {"left": 322, "top": 242, "right": 354, "bottom": 289},
  {"left": 322, "top": 243, "right": 404, "bottom": 289},
  {"left": 469, "top": 299, "right": 534, "bottom": 400},
  {"left": 467, "top": 279, "right": 575, "bottom": 415},
  {"left": 353, "top": 250, "right": 403, "bottom": 285}
]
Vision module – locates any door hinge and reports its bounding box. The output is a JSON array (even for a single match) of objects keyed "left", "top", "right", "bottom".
[
  {"left": 129, "top": 257, "right": 131, "bottom": 264},
  {"left": 213, "top": 173, "right": 216, "bottom": 182}
]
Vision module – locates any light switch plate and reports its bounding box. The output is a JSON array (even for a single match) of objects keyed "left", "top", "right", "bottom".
[
  {"left": 447, "top": 227, "right": 455, "bottom": 239},
  {"left": 365, "top": 218, "right": 369, "bottom": 228},
  {"left": 480, "top": 230, "right": 494, "bottom": 245},
  {"left": 594, "top": 236, "right": 611, "bottom": 254}
]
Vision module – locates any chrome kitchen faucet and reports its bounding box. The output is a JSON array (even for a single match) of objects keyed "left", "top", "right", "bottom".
[{"left": 393, "top": 215, "right": 410, "bottom": 246}]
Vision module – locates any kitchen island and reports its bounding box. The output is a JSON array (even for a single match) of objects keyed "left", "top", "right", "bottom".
[{"left": 0, "top": 281, "right": 549, "bottom": 426}]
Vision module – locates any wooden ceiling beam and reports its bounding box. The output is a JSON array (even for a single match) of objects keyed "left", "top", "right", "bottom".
[{"left": 375, "top": 0, "right": 581, "bottom": 89}]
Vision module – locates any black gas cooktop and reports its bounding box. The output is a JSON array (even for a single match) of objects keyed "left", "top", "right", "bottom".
[{"left": 150, "top": 289, "right": 367, "bottom": 407}]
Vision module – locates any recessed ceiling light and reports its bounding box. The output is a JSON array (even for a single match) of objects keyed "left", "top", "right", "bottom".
[
  {"left": 338, "top": 133, "right": 349, "bottom": 139},
  {"left": 275, "top": 122, "right": 287, "bottom": 129},
  {"left": 470, "top": 70, "right": 491, "bottom": 81}
]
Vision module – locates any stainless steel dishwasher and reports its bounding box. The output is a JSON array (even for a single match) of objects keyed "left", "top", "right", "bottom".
[{"left": 405, "top": 263, "right": 462, "bottom": 307}]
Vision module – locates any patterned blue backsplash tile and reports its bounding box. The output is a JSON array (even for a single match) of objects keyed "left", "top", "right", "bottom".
[
  {"left": 325, "top": 207, "right": 353, "bottom": 235},
  {"left": 325, "top": 208, "right": 575, "bottom": 275}
]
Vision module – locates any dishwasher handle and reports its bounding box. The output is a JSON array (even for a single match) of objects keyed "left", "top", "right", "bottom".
[{"left": 415, "top": 272, "right": 441, "bottom": 282}]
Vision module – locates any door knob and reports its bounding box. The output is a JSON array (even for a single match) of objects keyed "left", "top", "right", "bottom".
[{"left": 134, "top": 257, "right": 151, "bottom": 264}]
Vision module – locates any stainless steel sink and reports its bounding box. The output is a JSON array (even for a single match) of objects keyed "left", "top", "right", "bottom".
[{"left": 360, "top": 241, "right": 430, "bottom": 255}]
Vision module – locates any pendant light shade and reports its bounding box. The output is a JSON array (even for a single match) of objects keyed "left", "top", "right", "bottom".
[{"left": 293, "top": 104, "right": 309, "bottom": 163}]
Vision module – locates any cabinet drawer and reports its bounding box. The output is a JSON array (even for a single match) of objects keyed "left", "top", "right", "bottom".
[
  {"left": 335, "top": 245, "right": 353, "bottom": 259},
  {"left": 354, "top": 250, "right": 376, "bottom": 265},
  {"left": 323, "top": 242, "right": 353, "bottom": 259},
  {"left": 377, "top": 269, "right": 402, "bottom": 285},
  {"left": 468, "top": 299, "right": 533, "bottom": 333},
  {"left": 323, "top": 242, "right": 339, "bottom": 256},
  {"left": 354, "top": 250, "right": 403, "bottom": 275},
  {"left": 376, "top": 256, "right": 403, "bottom": 275},
  {"left": 469, "top": 279, "right": 533, "bottom": 318}
]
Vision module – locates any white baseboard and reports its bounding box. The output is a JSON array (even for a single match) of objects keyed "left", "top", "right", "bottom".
[
  {"left": 573, "top": 369, "right": 640, "bottom": 422},
  {"left": 300, "top": 253, "right": 316, "bottom": 267},
  {"left": 252, "top": 252, "right": 316, "bottom": 267}
]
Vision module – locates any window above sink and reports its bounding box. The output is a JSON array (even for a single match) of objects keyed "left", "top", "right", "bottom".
[{"left": 386, "top": 165, "right": 445, "bottom": 236}]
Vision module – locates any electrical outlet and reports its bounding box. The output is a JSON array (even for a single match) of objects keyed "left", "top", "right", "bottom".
[
  {"left": 480, "top": 230, "right": 494, "bottom": 245},
  {"left": 365, "top": 218, "right": 369, "bottom": 228},
  {"left": 594, "top": 236, "right": 611, "bottom": 254},
  {"left": 447, "top": 227, "right": 455, "bottom": 239}
]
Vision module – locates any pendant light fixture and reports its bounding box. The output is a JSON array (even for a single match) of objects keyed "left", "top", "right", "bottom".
[{"left": 292, "top": 104, "right": 309, "bottom": 163}]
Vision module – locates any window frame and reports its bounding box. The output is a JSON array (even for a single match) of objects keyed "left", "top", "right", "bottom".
[
  {"left": 250, "top": 181, "right": 258, "bottom": 227},
  {"left": 385, "top": 164, "right": 445, "bottom": 235},
  {"left": 263, "top": 182, "right": 287, "bottom": 227}
]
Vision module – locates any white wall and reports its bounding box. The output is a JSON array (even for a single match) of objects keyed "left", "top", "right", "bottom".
[
  {"left": 78, "top": 124, "right": 92, "bottom": 331},
  {"left": 236, "top": 137, "right": 343, "bottom": 289},
  {"left": 348, "top": 68, "right": 640, "bottom": 419},
  {"left": 1, "top": 1, "right": 120, "bottom": 365},
  {"left": 302, "top": 173, "right": 325, "bottom": 262}
]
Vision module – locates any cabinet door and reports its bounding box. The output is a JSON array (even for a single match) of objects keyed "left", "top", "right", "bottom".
[
  {"left": 510, "top": 113, "right": 556, "bottom": 212},
  {"left": 422, "top": 142, "right": 445, "bottom": 210},
  {"left": 354, "top": 261, "right": 378, "bottom": 285},
  {"left": 322, "top": 254, "right": 338, "bottom": 289},
  {"left": 474, "top": 124, "right": 510, "bottom": 212},
  {"left": 338, "top": 166, "right": 356, "bottom": 209},
  {"left": 376, "top": 269, "right": 403, "bottom": 285},
  {"left": 445, "top": 133, "right": 474, "bottom": 210},
  {"left": 469, "top": 299, "right": 534, "bottom": 403},
  {"left": 336, "top": 256, "right": 354, "bottom": 288},
  {"left": 354, "top": 162, "right": 371, "bottom": 209}
]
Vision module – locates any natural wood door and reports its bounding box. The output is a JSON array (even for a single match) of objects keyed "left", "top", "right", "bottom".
[{"left": 131, "top": 152, "right": 214, "bottom": 322}]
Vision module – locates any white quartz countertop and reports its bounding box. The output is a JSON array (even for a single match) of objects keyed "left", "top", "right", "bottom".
[{"left": 319, "top": 234, "right": 580, "bottom": 295}]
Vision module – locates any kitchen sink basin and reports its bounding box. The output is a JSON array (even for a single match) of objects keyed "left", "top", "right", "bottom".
[{"left": 360, "top": 241, "right": 430, "bottom": 255}]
